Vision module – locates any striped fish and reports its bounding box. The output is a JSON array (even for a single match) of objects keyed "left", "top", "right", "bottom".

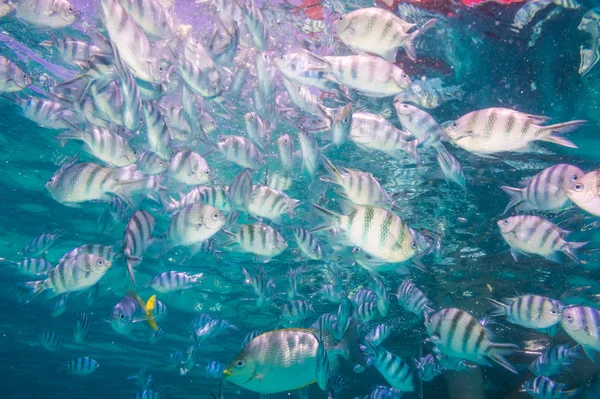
[
  {"left": 183, "top": 34, "right": 220, "bottom": 83},
  {"left": 487, "top": 295, "right": 563, "bottom": 331},
  {"left": 371, "top": 275, "right": 390, "bottom": 317},
  {"left": 228, "top": 169, "right": 253, "bottom": 209},
  {"left": 14, "top": 281, "right": 39, "bottom": 304},
  {"left": 276, "top": 134, "right": 297, "bottom": 172},
  {"left": 522, "top": 376, "right": 578, "bottom": 399},
  {"left": 566, "top": 168, "right": 600, "bottom": 217},
  {"left": 17, "top": 97, "right": 72, "bottom": 130},
  {"left": 0, "top": 55, "right": 30, "bottom": 92},
  {"left": 0, "top": 257, "right": 53, "bottom": 277},
  {"left": 167, "top": 204, "right": 225, "bottom": 253},
  {"left": 195, "top": 318, "right": 238, "bottom": 341},
  {"left": 274, "top": 49, "right": 337, "bottom": 93},
  {"left": 175, "top": 56, "right": 222, "bottom": 98},
  {"left": 365, "top": 323, "right": 394, "bottom": 346},
  {"left": 530, "top": 344, "right": 581, "bottom": 377},
  {"left": 142, "top": 101, "right": 172, "bottom": 160},
  {"left": 24, "top": 230, "right": 62, "bottom": 257},
  {"left": 244, "top": 112, "right": 270, "bottom": 150},
  {"left": 242, "top": 329, "right": 265, "bottom": 349},
  {"left": 309, "top": 55, "right": 412, "bottom": 98},
  {"left": 15, "top": 0, "right": 77, "bottom": 28},
  {"left": 314, "top": 284, "right": 346, "bottom": 304},
  {"left": 74, "top": 311, "right": 89, "bottom": 344},
  {"left": 335, "top": 7, "right": 436, "bottom": 62},
  {"left": 443, "top": 108, "right": 586, "bottom": 155},
  {"left": 117, "top": 0, "right": 174, "bottom": 39},
  {"left": 150, "top": 327, "right": 165, "bottom": 344},
  {"left": 137, "top": 151, "right": 169, "bottom": 175},
  {"left": 552, "top": 0, "right": 580, "bottom": 9},
  {"left": 89, "top": 81, "right": 124, "bottom": 126},
  {"left": 501, "top": 164, "right": 584, "bottom": 213},
  {"left": 37, "top": 330, "right": 61, "bottom": 352},
  {"left": 216, "top": 136, "right": 264, "bottom": 169},
  {"left": 55, "top": 125, "right": 136, "bottom": 167},
  {"left": 561, "top": 306, "right": 600, "bottom": 362},
  {"left": 181, "top": 86, "right": 210, "bottom": 144},
  {"left": 320, "top": 156, "right": 391, "bottom": 206},
  {"left": 368, "top": 344, "right": 415, "bottom": 392},
  {"left": 46, "top": 158, "right": 137, "bottom": 206},
  {"left": 267, "top": 170, "right": 293, "bottom": 191},
  {"left": 354, "top": 301, "right": 378, "bottom": 323},
  {"left": 149, "top": 271, "right": 203, "bottom": 293},
  {"left": 283, "top": 78, "right": 334, "bottom": 125},
  {"left": 62, "top": 357, "right": 99, "bottom": 375},
  {"left": 112, "top": 45, "right": 142, "bottom": 132},
  {"left": 315, "top": 326, "right": 330, "bottom": 390},
  {"left": 330, "top": 103, "right": 353, "bottom": 147},
  {"left": 60, "top": 244, "right": 118, "bottom": 264},
  {"left": 50, "top": 293, "right": 69, "bottom": 317},
  {"left": 228, "top": 65, "right": 248, "bottom": 98},
  {"left": 166, "top": 185, "right": 231, "bottom": 213},
  {"left": 298, "top": 130, "right": 320, "bottom": 179},
  {"left": 312, "top": 203, "right": 417, "bottom": 263},
  {"left": 247, "top": 185, "right": 300, "bottom": 223},
  {"left": 33, "top": 255, "right": 112, "bottom": 298},
  {"left": 286, "top": 266, "right": 305, "bottom": 301},
  {"left": 123, "top": 210, "right": 155, "bottom": 288},
  {"left": 167, "top": 150, "right": 211, "bottom": 185},
  {"left": 256, "top": 53, "right": 274, "bottom": 103},
  {"left": 206, "top": 361, "right": 224, "bottom": 379},
  {"left": 396, "top": 280, "right": 434, "bottom": 318},
  {"left": 424, "top": 308, "right": 519, "bottom": 373},
  {"left": 349, "top": 112, "right": 419, "bottom": 161},
  {"left": 97, "top": 0, "right": 164, "bottom": 83},
  {"left": 351, "top": 288, "right": 377, "bottom": 306},
  {"left": 292, "top": 227, "right": 323, "bottom": 260},
  {"left": 497, "top": 215, "right": 587, "bottom": 263},
  {"left": 39, "top": 36, "right": 105, "bottom": 63},
  {"left": 224, "top": 223, "right": 288, "bottom": 260},
  {"left": 436, "top": 147, "right": 466, "bottom": 190}
]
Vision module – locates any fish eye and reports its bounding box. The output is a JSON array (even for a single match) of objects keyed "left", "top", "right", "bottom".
[
  {"left": 133, "top": 150, "right": 138, "bottom": 155},
  {"left": 236, "top": 360, "right": 244, "bottom": 367},
  {"left": 566, "top": 315, "right": 573, "bottom": 321},
  {"left": 550, "top": 309, "right": 558, "bottom": 315},
  {"left": 291, "top": 63, "right": 296, "bottom": 71},
  {"left": 572, "top": 175, "right": 579, "bottom": 181},
  {"left": 68, "top": 7, "right": 73, "bottom": 12},
  {"left": 96, "top": 259, "right": 104, "bottom": 266},
  {"left": 205, "top": 170, "right": 210, "bottom": 175},
  {"left": 47, "top": 178, "right": 53, "bottom": 183},
  {"left": 452, "top": 123, "right": 458, "bottom": 128},
  {"left": 213, "top": 213, "right": 220, "bottom": 219},
  {"left": 411, "top": 241, "right": 417, "bottom": 249},
  {"left": 120, "top": 313, "right": 125, "bottom": 320},
  {"left": 158, "top": 161, "right": 164, "bottom": 166},
  {"left": 573, "top": 184, "right": 584, "bottom": 192},
  {"left": 503, "top": 220, "right": 509, "bottom": 224}
]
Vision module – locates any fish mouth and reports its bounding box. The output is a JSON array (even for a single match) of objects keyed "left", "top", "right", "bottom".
[{"left": 222, "top": 369, "right": 232, "bottom": 377}]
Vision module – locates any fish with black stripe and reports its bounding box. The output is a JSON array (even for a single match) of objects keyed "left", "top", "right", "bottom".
[
  {"left": 247, "top": 185, "right": 300, "bottom": 224},
  {"left": 522, "top": 376, "right": 579, "bottom": 399},
  {"left": 487, "top": 295, "right": 563, "bottom": 334},
  {"left": 61, "top": 357, "right": 99, "bottom": 375},
  {"left": 561, "top": 306, "right": 600, "bottom": 362},
  {"left": 0, "top": 257, "right": 53, "bottom": 277},
  {"left": 424, "top": 307, "right": 519, "bottom": 373},
  {"left": 366, "top": 342, "right": 415, "bottom": 392},
  {"left": 529, "top": 344, "right": 581, "bottom": 377},
  {"left": 498, "top": 215, "right": 587, "bottom": 263},
  {"left": 167, "top": 203, "right": 225, "bottom": 256},
  {"left": 60, "top": 244, "right": 118, "bottom": 264},
  {"left": 167, "top": 150, "right": 211, "bottom": 185},
  {"left": 216, "top": 135, "right": 264, "bottom": 169},
  {"left": 24, "top": 230, "right": 63, "bottom": 257},
  {"left": 149, "top": 271, "right": 203, "bottom": 294},
  {"left": 123, "top": 210, "right": 155, "bottom": 288},
  {"left": 292, "top": 227, "right": 323, "bottom": 260},
  {"left": 165, "top": 185, "right": 231, "bottom": 213},
  {"left": 223, "top": 223, "right": 287, "bottom": 261},
  {"left": 111, "top": 291, "right": 159, "bottom": 340}
]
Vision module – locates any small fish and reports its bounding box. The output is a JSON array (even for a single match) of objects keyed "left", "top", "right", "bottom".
[
  {"left": 335, "top": 8, "right": 436, "bottom": 62},
  {"left": 501, "top": 164, "right": 584, "bottom": 213},
  {"left": 292, "top": 227, "right": 323, "bottom": 260},
  {"left": 0, "top": 55, "right": 30, "bottom": 92},
  {"left": 216, "top": 136, "right": 264, "bottom": 169},
  {"left": 166, "top": 351, "right": 184, "bottom": 369},
  {"left": 223, "top": 323, "right": 365, "bottom": 394},
  {"left": 276, "top": 134, "right": 297, "bottom": 172},
  {"left": 38, "top": 330, "right": 61, "bottom": 352},
  {"left": 487, "top": 295, "right": 563, "bottom": 332},
  {"left": 298, "top": 130, "right": 320, "bottom": 179},
  {"left": 247, "top": 185, "right": 300, "bottom": 223},
  {"left": 123, "top": 210, "right": 155, "bottom": 288},
  {"left": 443, "top": 108, "right": 586, "bottom": 155},
  {"left": 50, "top": 293, "right": 69, "bottom": 317},
  {"left": 367, "top": 343, "right": 415, "bottom": 392},
  {"left": 112, "top": 45, "right": 142, "bottom": 132},
  {"left": 136, "top": 151, "right": 169, "bottom": 175},
  {"left": 354, "top": 301, "right": 378, "bottom": 323},
  {"left": 566, "top": 168, "right": 600, "bottom": 216},
  {"left": 142, "top": 101, "right": 172, "bottom": 160},
  {"left": 241, "top": 329, "right": 265, "bottom": 348},
  {"left": 530, "top": 344, "right": 581, "bottom": 377},
  {"left": 365, "top": 323, "right": 394, "bottom": 346},
  {"left": 149, "top": 328, "right": 165, "bottom": 344},
  {"left": 61, "top": 357, "right": 99, "bottom": 375},
  {"left": 195, "top": 318, "right": 238, "bottom": 341},
  {"left": 281, "top": 300, "right": 315, "bottom": 324},
  {"left": 561, "top": 306, "right": 600, "bottom": 362},
  {"left": 133, "top": 388, "right": 170, "bottom": 399},
  {"left": 351, "top": 288, "right": 377, "bottom": 306},
  {"left": 522, "top": 376, "right": 578, "bottom": 399},
  {"left": 24, "top": 230, "right": 63, "bottom": 257},
  {"left": 498, "top": 215, "right": 587, "bottom": 263},
  {"left": 74, "top": 311, "right": 89, "bottom": 344},
  {"left": 315, "top": 326, "right": 330, "bottom": 390},
  {"left": 228, "top": 169, "right": 253, "bottom": 210},
  {"left": 111, "top": 291, "right": 158, "bottom": 340},
  {"left": 15, "top": 0, "right": 78, "bottom": 28},
  {"left": 117, "top": 0, "right": 174, "bottom": 40},
  {"left": 167, "top": 204, "right": 225, "bottom": 255},
  {"left": 244, "top": 112, "right": 270, "bottom": 150},
  {"left": 60, "top": 244, "right": 118, "bottom": 264},
  {"left": 425, "top": 308, "right": 518, "bottom": 373},
  {"left": 206, "top": 361, "right": 224, "bottom": 379},
  {"left": 166, "top": 185, "right": 231, "bottom": 213},
  {"left": 0, "top": 257, "right": 53, "bottom": 277},
  {"left": 243, "top": 0, "right": 269, "bottom": 51},
  {"left": 223, "top": 224, "right": 288, "bottom": 261},
  {"left": 167, "top": 150, "right": 211, "bottom": 185},
  {"left": 149, "top": 271, "right": 203, "bottom": 293}
]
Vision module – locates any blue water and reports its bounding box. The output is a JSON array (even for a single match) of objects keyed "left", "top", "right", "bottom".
[{"left": 2, "top": 0, "right": 600, "bottom": 398}]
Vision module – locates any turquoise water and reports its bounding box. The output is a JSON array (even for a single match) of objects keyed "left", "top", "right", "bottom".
[{"left": 2, "top": 0, "right": 600, "bottom": 398}]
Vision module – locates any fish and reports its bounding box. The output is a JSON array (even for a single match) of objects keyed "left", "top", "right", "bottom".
[
  {"left": 142, "top": 101, "right": 172, "bottom": 160},
  {"left": 110, "top": 291, "right": 158, "bottom": 340},
  {"left": 37, "top": 330, "right": 61, "bottom": 352},
  {"left": 206, "top": 361, "right": 224, "bottom": 379},
  {"left": 529, "top": 344, "right": 581, "bottom": 377},
  {"left": 244, "top": 112, "right": 270, "bottom": 150},
  {"left": 501, "top": 164, "right": 584, "bottom": 214},
  {"left": 24, "top": 230, "right": 63, "bottom": 257},
  {"left": 312, "top": 202, "right": 418, "bottom": 263},
  {"left": 334, "top": 8, "right": 436, "bottom": 62},
  {"left": 443, "top": 108, "right": 586, "bottom": 155},
  {"left": 276, "top": 134, "right": 297, "bottom": 172},
  {"left": 123, "top": 210, "right": 155, "bottom": 288},
  {"left": 292, "top": 227, "right": 323, "bottom": 260},
  {"left": 565, "top": 168, "right": 600, "bottom": 216},
  {"left": 223, "top": 223, "right": 288, "bottom": 261},
  {"left": 425, "top": 308, "right": 519, "bottom": 373},
  {"left": 195, "top": 318, "right": 238, "bottom": 341},
  {"left": 167, "top": 150, "right": 211, "bottom": 185},
  {"left": 15, "top": 0, "right": 78, "bottom": 28},
  {"left": 487, "top": 295, "right": 563, "bottom": 332},
  {"left": 216, "top": 135, "right": 264, "bottom": 169},
  {"left": 0, "top": 55, "right": 30, "bottom": 92},
  {"left": 74, "top": 311, "right": 89, "bottom": 344},
  {"left": 148, "top": 271, "right": 203, "bottom": 293},
  {"left": 60, "top": 245, "right": 118, "bottom": 264},
  {"left": 167, "top": 203, "right": 226, "bottom": 254},
  {"left": 61, "top": 357, "right": 99, "bottom": 375},
  {"left": 561, "top": 306, "right": 600, "bottom": 362},
  {"left": 223, "top": 323, "right": 365, "bottom": 394},
  {"left": 0, "top": 257, "right": 53, "bottom": 277},
  {"left": 165, "top": 185, "right": 231, "bottom": 213},
  {"left": 367, "top": 343, "right": 415, "bottom": 392},
  {"left": 31, "top": 255, "right": 112, "bottom": 300},
  {"left": 228, "top": 168, "right": 253, "bottom": 210},
  {"left": 365, "top": 323, "right": 394, "bottom": 346},
  {"left": 50, "top": 293, "right": 69, "bottom": 317},
  {"left": 414, "top": 354, "right": 443, "bottom": 382},
  {"left": 136, "top": 151, "right": 169, "bottom": 175},
  {"left": 315, "top": 326, "right": 330, "bottom": 390},
  {"left": 117, "top": 0, "right": 175, "bottom": 40},
  {"left": 298, "top": 130, "right": 320, "bottom": 179},
  {"left": 497, "top": 215, "right": 587, "bottom": 263},
  {"left": 246, "top": 185, "right": 300, "bottom": 223},
  {"left": 522, "top": 376, "right": 578, "bottom": 399}
]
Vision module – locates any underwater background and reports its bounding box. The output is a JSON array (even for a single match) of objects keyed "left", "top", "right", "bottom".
[{"left": 2, "top": 0, "right": 600, "bottom": 398}]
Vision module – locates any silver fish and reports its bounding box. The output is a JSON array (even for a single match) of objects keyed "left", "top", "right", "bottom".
[
  {"left": 0, "top": 55, "right": 30, "bottom": 92},
  {"left": 123, "top": 210, "right": 155, "bottom": 288}
]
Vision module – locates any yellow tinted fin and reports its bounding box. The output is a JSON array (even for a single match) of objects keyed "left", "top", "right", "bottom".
[{"left": 145, "top": 295, "right": 158, "bottom": 331}]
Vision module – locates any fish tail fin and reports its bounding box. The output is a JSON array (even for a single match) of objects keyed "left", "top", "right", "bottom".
[
  {"left": 190, "top": 273, "right": 204, "bottom": 284},
  {"left": 500, "top": 186, "right": 523, "bottom": 214},
  {"left": 26, "top": 280, "right": 48, "bottom": 303},
  {"left": 0, "top": 257, "right": 17, "bottom": 266},
  {"left": 404, "top": 18, "right": 438, "bottom": 61},
  {"left": 488, "top": 343, "right": 519, "bottom": 374},
  {"left": 435, "top": 146, "right": 466, "bottom": 190},
  {"left": 319, "top": 155, "right": 342, "bottom": 185},
  {"left": 311, "top": 204, "right": 342, "bottom": 232},
  {"left": 125, "top": 255, "right": 140, "bottom": 288},
  {"left": 144, "top": 294, "right": 158, "bottom": 331},
  {"left": 334, "top": 321, "right": 367, "bottom": 367},
  {"left": 54, "top": 130, "right": 85, "bottom": 147},
  {"left": 541, "top": 120, "right": 587, "bottom": 148},
  {"left": 112, "top": 179, "right": 143, "bottom": 208},
  {"left": 402, "top": 138, "right": 420, "bottom": 163},
  {"left": 486, "top": 297, "right": 509, "bottom": 317},
  {"left": 563, "top": 241, "right": 588, "bottom": 263}
]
